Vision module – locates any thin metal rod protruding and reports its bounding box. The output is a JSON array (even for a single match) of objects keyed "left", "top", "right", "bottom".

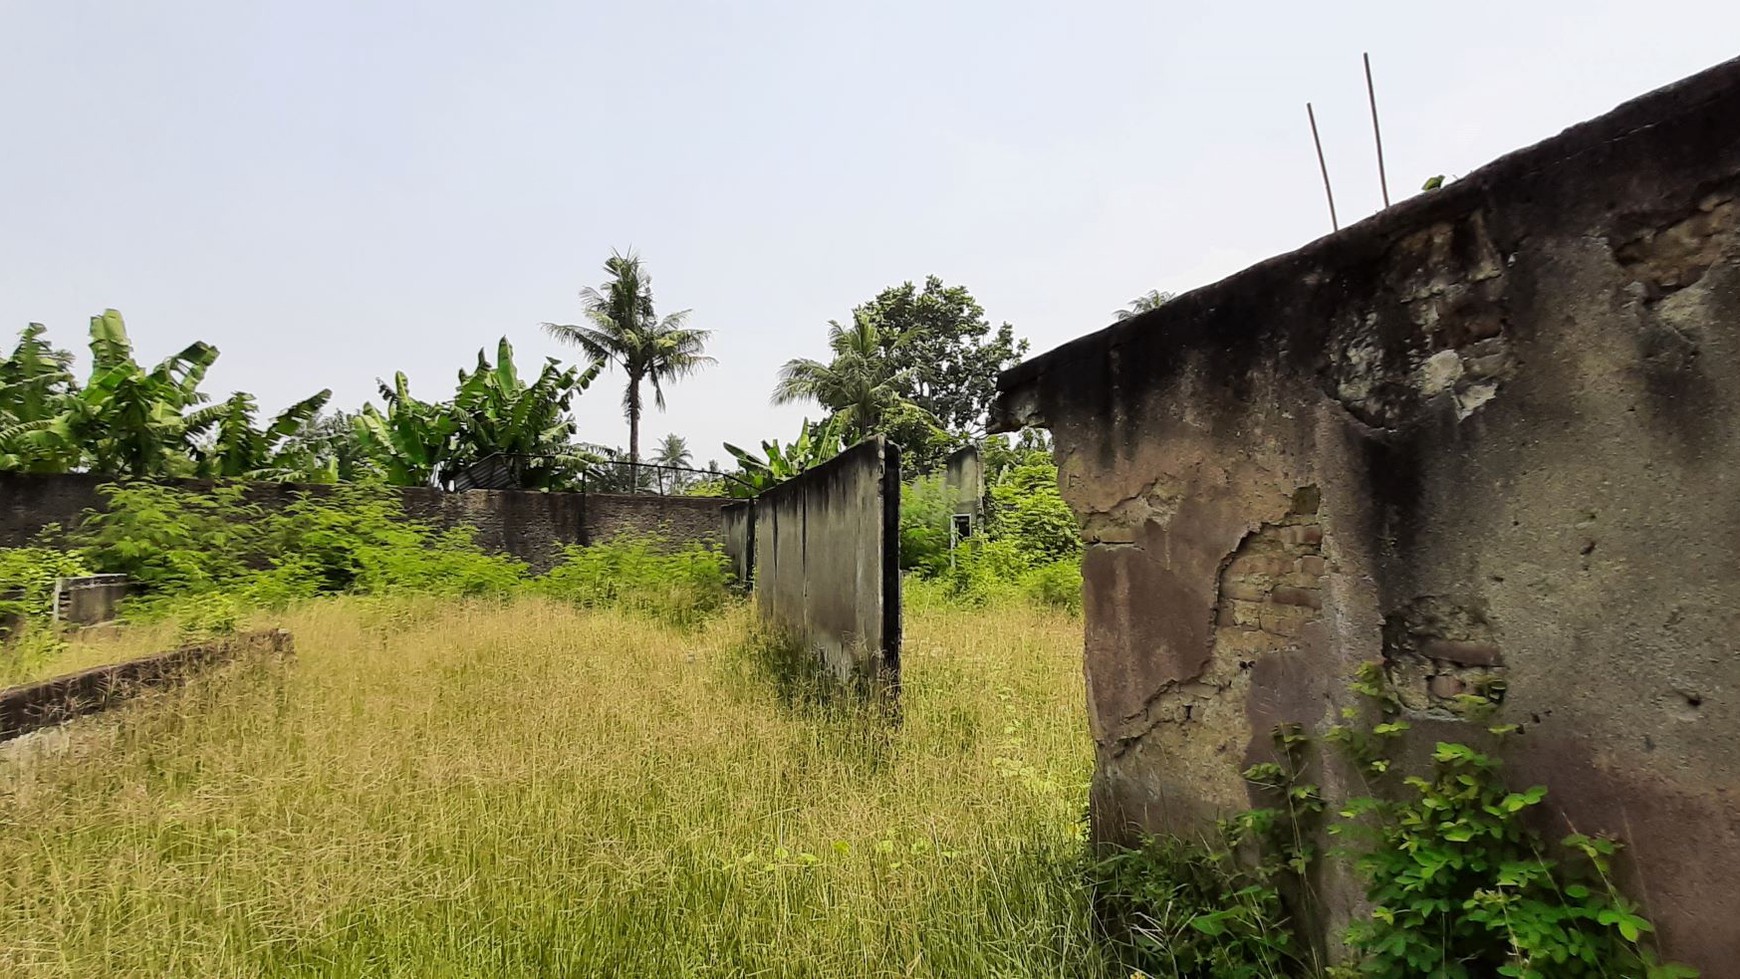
[
  {"left": 1365, "top": 52, "right": 1390, "bottom": 207},
  {"left": 1307, "top": 102, "right": 1339, "bottom": 231}
]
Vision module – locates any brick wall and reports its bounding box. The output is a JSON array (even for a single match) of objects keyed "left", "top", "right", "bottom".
[{"left": 0, "top": 473, "right": 727, "bottom": 573}]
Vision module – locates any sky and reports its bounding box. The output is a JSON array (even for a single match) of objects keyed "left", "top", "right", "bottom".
[{"left": 3, "top": 2, "right": 1737, "bottom": 465}]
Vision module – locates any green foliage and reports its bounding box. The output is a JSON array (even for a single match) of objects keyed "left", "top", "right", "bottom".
[
  {"left": 722, "top": 416, "right": 848, "bottom": 497},
  {"left": 900, "top": 450, "right": 1083, "bottom": 614},
  {"left": 898, "top": 474, "right": 958, "bottom": 576},
  {"left": 536, "top": 537, "right": 731, "bottom": 627},
  {"left": 443, "top": 337, "right": 605, "bottom": 489},
  {"left": 1, "top": 312, "right": 331, "bottom": 480},
  {"left": 987, "top": 458, "right": 1080, "bottom": 565},
  {"left": 854, "top": 276, "right": 1027, "bottom": 436},
  {"left": 69, "top": 482, "right": 524, "bottom": 614},
  {"left": 1326, "top": 664, "right": 1694, "bottom": 979},
  {"left": 0, "top": 324, "right": 79, "bottom": 472},
  {"left": 71, "top": 482, "right": 261, "bottom": 595},
  {"left": 543, "top": 249, "right": 714, "bottom": 465},
  {"left": 0, "top": 545, "right": 91, "bottom": 628},
  {"left": 1114, "top": 289, "right": 1176, "bottom": 321},
  {"left": 772, "top": 313, "right": 924, "bottom": 441},
  {"left": 1090, "top": 830, "right": 1305, "bottom": 978},
  {"left": 192, "top": 389, "right": 333, "bottom": 479}
]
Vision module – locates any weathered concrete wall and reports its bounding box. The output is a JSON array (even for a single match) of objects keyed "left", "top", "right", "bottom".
[
  {"left": 944, "top": 445, "right": 983, "bottom": 534},
  {"left": 750, "top": 438, "right": 901, "bottom": 693},
  {"left": 721, "top": 501, "right": 754, "bottom": 585},
  {"left": 0, "top": 629, "right": 293, "bottom": 742},
  {"left": 55, "top": 574, "right": 129, "bottom": 626},
  {"left": 992, "top": 58, "right": 1740, "bottom": 969},
  {"left": 0, "top": 474, "right": 727, "bottom": 572}
]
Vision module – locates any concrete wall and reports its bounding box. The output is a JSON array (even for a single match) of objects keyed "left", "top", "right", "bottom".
[
  {"left": 55, "top": 575, "right": 129, "bottom": 626},
  {"left": 721, "top": 501, "right": 754, "bottom": 585},
  {"left": 944, "top": 445, "right": 983, "bottom": 534},
  {"left": 0, "top": 473, "right": 727, "bottom": 573},
  {"left": 750, "top": 438, "right": 901, "bottom": 693},
  {"left": 992, "top": 58, "right": 1740, "bottom": 969}
]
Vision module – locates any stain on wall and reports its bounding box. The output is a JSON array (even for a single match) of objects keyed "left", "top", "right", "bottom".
[{"left": 992, "top": 57, "right": 1740, "bottom": 970}]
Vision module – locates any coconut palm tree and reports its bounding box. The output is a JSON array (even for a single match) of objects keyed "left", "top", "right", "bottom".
[
  {"left": 1114, "top": 289, "right": 1176, "bottom": 321},
  {"left": 543, "top": 250, "right": 713, "bottom": 470},
  {"left": 771, "top": 313, "right": 914, "bottom": 438},
  {"left": 652, "top": 433, "right": 692, "bottom": 469}
]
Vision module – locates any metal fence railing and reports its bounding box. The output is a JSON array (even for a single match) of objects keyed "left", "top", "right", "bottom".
[{"left": 444, "top": 453, "right": 753, "bottom": 497}]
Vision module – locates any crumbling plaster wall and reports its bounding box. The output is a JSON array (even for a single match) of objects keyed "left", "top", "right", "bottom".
[{"left": 993, "top": 57, "right": 1740, "bottom": 968}]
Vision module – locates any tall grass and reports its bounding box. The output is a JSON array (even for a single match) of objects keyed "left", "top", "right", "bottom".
[{"left": 0, "top": 598, "right": 1105, "bottom": 977}]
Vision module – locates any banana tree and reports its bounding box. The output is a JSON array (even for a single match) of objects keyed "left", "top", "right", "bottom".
[
  {"left": 721, "top": 415, "right": 849, "bottom": 498},
  {"left": 0, "top": 323, "right": 79, "bottom": 472},
  {"left": 353, "top": 372, "right": 458, "bottom": 487},
  {"left": 190, "top": 389, "right": 333, "bottom": 479},
  {"left": 442, "top": 338, "right": 604, "bottom": 489},
  {"left": 11, "top": 310, "right": 222, "bottom": 477}
]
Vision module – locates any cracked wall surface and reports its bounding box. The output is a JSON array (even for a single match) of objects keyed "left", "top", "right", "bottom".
[{"left": 994, "top": 57, "right": 1740, "bottom": 972}]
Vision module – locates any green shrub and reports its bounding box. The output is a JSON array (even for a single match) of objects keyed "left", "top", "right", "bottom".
[
  {"left": 0, "top": 544, "right": 92, "bottom": 629},
  {"left": 898, "top": 473, "right": 958, "bottom": 577},
  {"left": 1021, "top": 559, "right": 1082, "bottom": 614},
  {"left": 74, "top": 482, "right": 526, "bottom": 610},
  {"left": 536, "top": 537, "right": 731, "bottom": 627},
  {"left": 1324, "top": 673, "right": 1696, "bottom": 979},
  {"left": 71, "top": 482, "right": 259, "bottom": 594},
  {"left": 1090, "top": 832, "right": 1305, "bottom": 978},
  {"left": 987, "top": 460, "right": 1080, "bottom": 565},
  {"left": 260, "top": 486, "right": 526, "bottom": 599}
]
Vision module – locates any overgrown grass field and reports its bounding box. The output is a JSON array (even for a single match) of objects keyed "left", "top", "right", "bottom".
[{"left": 0, "top": 598, "right": 1106, "bottom": 977}]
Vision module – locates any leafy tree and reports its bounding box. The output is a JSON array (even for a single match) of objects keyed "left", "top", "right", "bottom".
[
  {"left": 192, "top": 390, "right": 333, "bottom": 479},
  {"left": 649, "top": 433, "right": 695, "bottom": 492},
  {"left": 0, "top": 324, "right": 78, "bottom": 472},
  {"left": 722, "top": 416, "right": 848, "bottom": 497},
  {"left": 443, "top": 338, "right": 603, "bottom": 489},
  {"left": 4, "top": 310, "right": 291, "bottom": 478},
  {"left": 275, "top": 410, "right": 374, "bottom": 484},
  {"left": 987, "top": 458, "right": 1080, "bottom": 565},
  {"left": 354, "top": 372, "right": 458, "bottom": 487},
  {"left": 543, "top": 250, "right": 713, "bottom": 468},
  {"left": 852, "top": 276, "right": 1027, "bottom": 436},
  {"left": 772, "top": 313, "right": 917, "bottom": 438},
  {"left": 651, "top": 433, "right": 692, "bottom": 470},
  {"left": 1114, "top": 289, "right": 1175, "bottom": 321}
]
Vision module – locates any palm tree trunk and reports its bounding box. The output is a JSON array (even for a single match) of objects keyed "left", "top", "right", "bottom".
[{"left": 626, "top": 375, "right": 642, "bottom": 487}]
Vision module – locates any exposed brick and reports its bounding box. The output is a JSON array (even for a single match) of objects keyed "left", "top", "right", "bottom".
[
  {"left": 1422, "top": 639, "right": 1503, "bottom": 667},
  {"left": 1226, "top": 552, "right": 1291, "bottom": 577},
  {"left": 1280, "top": 524, "right": 1324, "bottom": 548},
  {"left": 1260, "top": 605, "right": 1309, "bottom": 637},
  {"left": 1220, "top": 581, "right": 1268, "bottom": 602},
  {"left": 1271, "top": 586, "right": 1323, "bottom": 609},
  {"left": 1429, "top": 674, "right": 1467, "bottom": 699},
  {"left": 1299, "top": 554, "right": 1328, "bottom": 576},
  {"left": 1231, "top": 600, "right": 1264, "bottom": 629}
]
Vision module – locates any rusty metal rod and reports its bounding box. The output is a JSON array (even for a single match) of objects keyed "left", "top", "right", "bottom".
[
  {"left": 1365, "top": 52, "right": 1390, "bottom": 207},
  {"left": 1308, "top": 102, "right": 1339, "bottom": 231}
]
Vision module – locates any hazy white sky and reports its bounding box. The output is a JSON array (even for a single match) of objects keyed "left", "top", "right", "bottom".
[{"left": 4, "top": 2, "right": 1736, "bottom": 463}]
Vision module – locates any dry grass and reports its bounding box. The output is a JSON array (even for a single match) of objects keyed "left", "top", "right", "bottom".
[
  {"left": 0, "top": 618, "right": 192, "bottom": 688},
  {"left": 0, "top": 597, "right": 1106, "bottom": 977}
]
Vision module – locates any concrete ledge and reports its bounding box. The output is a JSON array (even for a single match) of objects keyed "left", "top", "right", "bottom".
[{"left": 0, "top": 629, "right": 294, "bottom": 742}]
